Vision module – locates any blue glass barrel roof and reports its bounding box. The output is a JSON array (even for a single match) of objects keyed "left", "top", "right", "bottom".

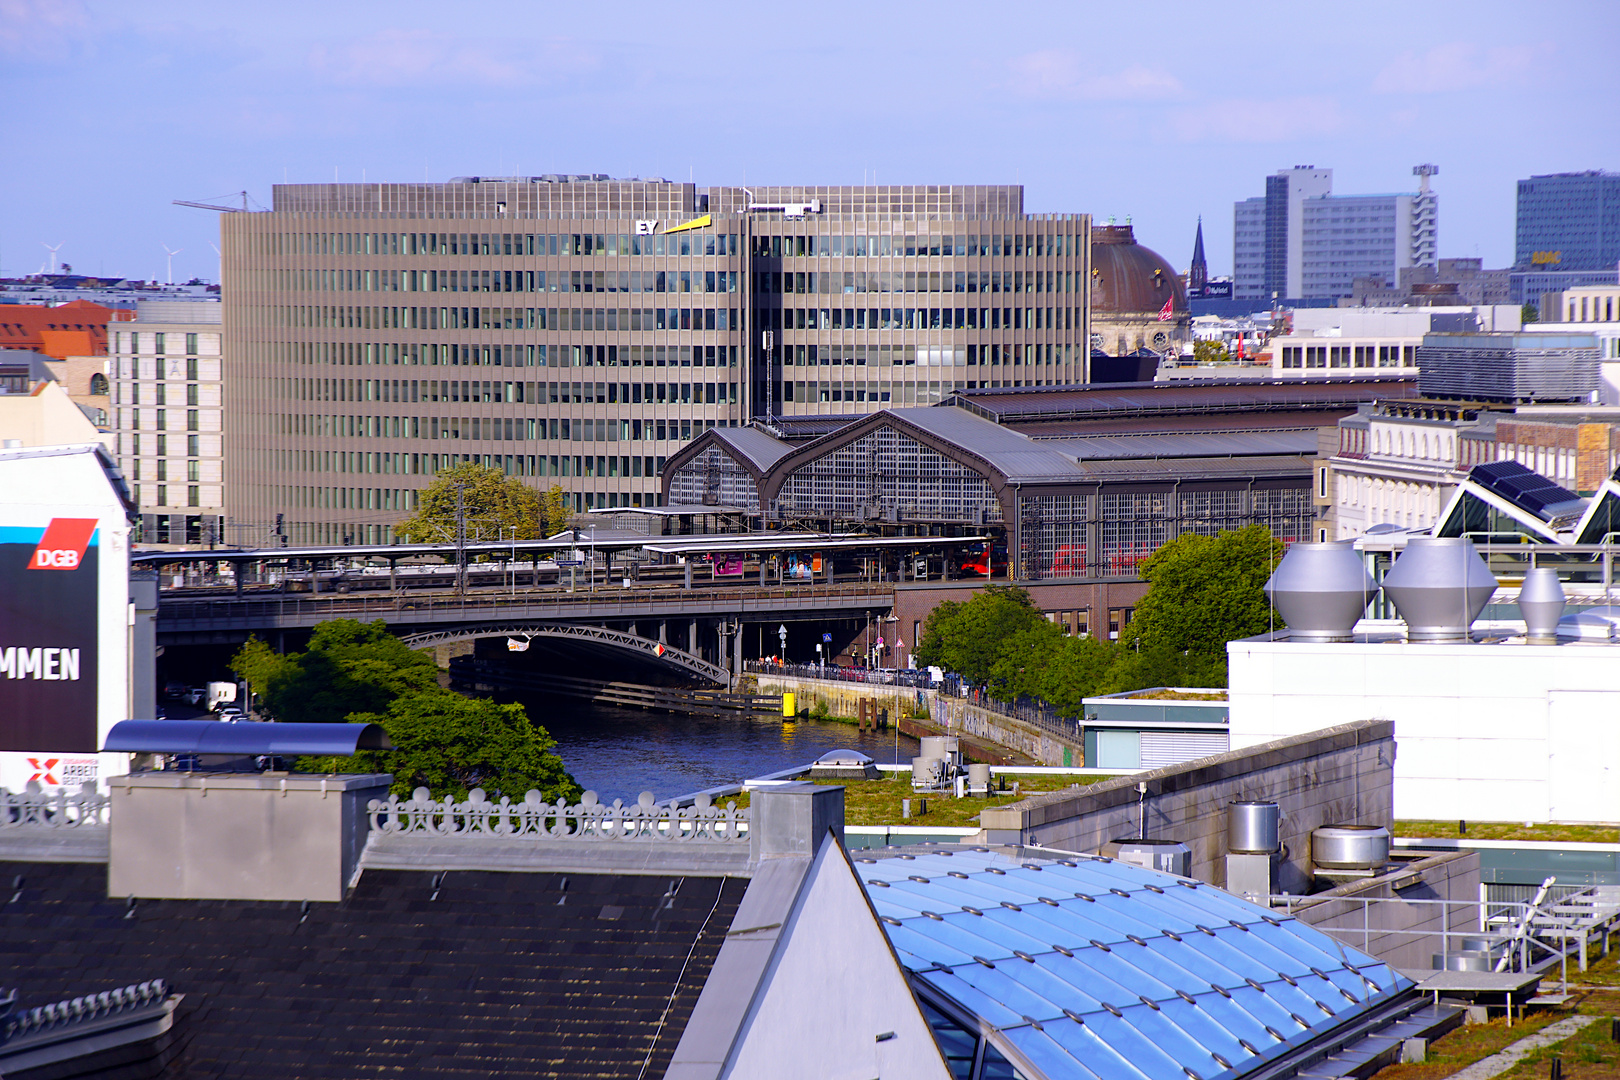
[{"left": 855, "top": 847, "right": 1412, "bottom": 1080}]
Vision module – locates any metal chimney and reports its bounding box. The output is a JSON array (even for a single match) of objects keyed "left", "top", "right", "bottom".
[
  {"left": 1518, "top": 566, "right": 1566, "bottom": 644},
  {"left": 1264, "top": 542, "right": 1377, "bottom": 642},
  {"left": 1381, "top": 537, "right": 1498, "bottom": 643}
]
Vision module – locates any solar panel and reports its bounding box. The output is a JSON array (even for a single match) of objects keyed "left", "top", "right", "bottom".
[{"left": 1468, "top": 461, "right": 1584, "bottom": 523}]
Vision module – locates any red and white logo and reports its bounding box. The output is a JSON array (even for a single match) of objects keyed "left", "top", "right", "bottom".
[
  {"left": 29, "top": 518, "right": 97, "bottom": 571},
  {"left": 26, "top": 758, "right": 60, "bottom": 785}
]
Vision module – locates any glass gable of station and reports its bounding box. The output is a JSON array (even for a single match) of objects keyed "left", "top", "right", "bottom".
[{"left": 856, "top": 848, "right": 1409, "bottom": 1080}]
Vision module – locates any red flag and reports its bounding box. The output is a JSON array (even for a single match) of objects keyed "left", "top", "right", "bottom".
[
  {"left": 1156, "top": 296, "right": 1174, "bottom": 321},
  {"left": 1236, "top": 333, "right": 1245, "bottom": 360}
]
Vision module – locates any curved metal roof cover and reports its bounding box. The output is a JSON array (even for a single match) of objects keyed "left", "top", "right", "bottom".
[
  {"left": 711, "top": 427, "right": 795, "bottom": 472},
  {"left": 883, "top": 408, "right": 1085, "bottom": 483},
  {"left": 856, "top": 847, "right": 1411, "bottom": 1080},
  {"left": 103, "top": 720, "right": 392, "bottom": 756}
]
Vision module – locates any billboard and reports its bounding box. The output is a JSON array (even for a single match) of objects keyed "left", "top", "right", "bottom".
[
  {"left": 0, "top": 445, "right": 132, "bottom": 792},
  {"left": 0, "top": 518, "right": 100, "bottom": 751}
]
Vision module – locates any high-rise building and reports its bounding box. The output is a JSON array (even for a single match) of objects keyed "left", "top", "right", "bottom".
[
  {"left": 1233, "top": 165, "right": 1437, "bottom": 301},
  {"left": 1511, "top": 170, "right": 1620, "bottom": 304},
  {"left": 219, "top": 178, "right": 1091, "bottom": 545},
  {"left": 106, "top": 300, "right": 227, "bottom": 546}
]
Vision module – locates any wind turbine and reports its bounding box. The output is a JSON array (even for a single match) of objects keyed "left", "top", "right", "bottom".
[
  {"left": 41, "top": 242, "right": 63, "bottom": 274},
  {"left": 161, "top": 245, "right": 182, "bottom": 285}
]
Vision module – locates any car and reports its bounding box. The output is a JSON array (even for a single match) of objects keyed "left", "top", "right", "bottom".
[
  {"left": 184, "top": 687, "right": 207, "bottom": 706},
  {"left": 215, "top": 706, "right": 246, "bottom": 723}
]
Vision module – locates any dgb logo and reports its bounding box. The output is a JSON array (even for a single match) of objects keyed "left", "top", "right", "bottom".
[{"left": 28, "top": 518, "right": 97, "bottom": 572}]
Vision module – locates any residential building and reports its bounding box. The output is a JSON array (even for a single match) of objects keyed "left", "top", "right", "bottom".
[
  {"left": 218, "top": 178, "right": 1091, "bottom": 545},
  {"left": 106, "top": 300, "right": 226, "bottom": 547},
  {"left": 0, "top": 354, "right": 104, "bottom": 449},
  {"left": 0, "top": 298, "right": 130, "bottom": 359},
  {"left": 1234, "top": 165, "right": 1438, "bottom": 302}
]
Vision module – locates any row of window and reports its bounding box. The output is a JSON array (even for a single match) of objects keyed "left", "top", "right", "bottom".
[
  {"left": 755, "top": 269, "right": 1079, "bottom": 295},
  {"left": 128, "top": 434, "right": 211, "bottom": 457},
  {"left": 265, "top": 229, "right": 1079, "bottom": 261},
  {"left": 298, "top": 377, "right": 739, "bottom": 405},
  {"left": 282, "top": 304, "right": 747, "bottom": 331},
  {"left": 771, "top": 343, "right": 1072, "bottom": 367},
  {"left": 758, "top": 306, "right": 1078, "bottom": 332},
  {"left": 130, "top": 459, "right": 212, "bottom": 482},
  {"left": 270, "top": 231, "right": 741, "bottom": 258},
  {"left": 116, "top": 383, "right": 207, "bottom": 406},
  {"left": 292, "top": 450, "right": 670, "bottom": 481},
  {"left": 1279, "top": 344, "right": 1416, "bottom": 368},
  {"left": 288, "top": 407, "right": 735, "bottom": 443},
  {"left": 288, "top": 342, "right": 740, "bottom": 370},
  {"left": 114, "top": 332, "right": 204, "bottom": 355},
  {"left": 122, "top": 408, "right": 204, "bottom": 431},
  {"left": 277, "top": 267, "right": 745, "bottom": 295},
  {"left": 750, "top": 232, "right": 1075, "bottom": 258},
  {"left": 132, "top": 484, "right": 205, "bottom": 508}
]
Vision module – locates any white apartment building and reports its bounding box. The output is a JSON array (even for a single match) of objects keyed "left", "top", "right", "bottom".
[
  {"left": 1235, "top": 165, "right": 1438, "bottom": 301},
  {"left": 107, "top": 300, "right": 227, "bottom": 547}
]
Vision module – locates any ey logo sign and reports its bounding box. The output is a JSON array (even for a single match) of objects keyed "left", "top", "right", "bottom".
[
  {"left": 30, "top": 519, "right": 97, "bottom": 571},
  {"left": 27, "top": 758, "right": 60, "bottom": 784}
]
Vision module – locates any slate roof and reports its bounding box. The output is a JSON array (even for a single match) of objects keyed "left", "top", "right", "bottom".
[{"left": 0, "top": 860, "right": 745, "bottom": 1079}]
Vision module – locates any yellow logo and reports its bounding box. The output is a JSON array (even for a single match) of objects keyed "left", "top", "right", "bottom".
[
  {"left": 1531, "top": 251, "right": 1562, "bottom": 265},
  {"left": 664, "top": 214, "right": 712, "bottom": 235}
]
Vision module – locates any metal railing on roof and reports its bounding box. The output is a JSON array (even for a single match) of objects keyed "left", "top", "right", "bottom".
[{"left": 0, "top": 784, "right": 107, "bottom": 830}]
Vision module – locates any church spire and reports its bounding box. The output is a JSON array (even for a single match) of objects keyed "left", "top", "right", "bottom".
[{"left": 1188, "top": 216, "right": 1208, "bottom": 296}]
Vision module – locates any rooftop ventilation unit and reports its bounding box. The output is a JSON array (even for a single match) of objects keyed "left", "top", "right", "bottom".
[
  {"left": 1518, "top": 567, "right": 1567, "bottom": 644},
  {"left": 1381, "top": 537, "right": 1497, "bottom": 643},
  {"left": 1264, "top": 542, "right": 1377, "bottom": 643}
]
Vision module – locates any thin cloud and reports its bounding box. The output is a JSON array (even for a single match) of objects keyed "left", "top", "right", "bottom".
[
  {"left": 1170, "top": 96, "right": 1348, "bottom": 143},
  {"left": 308, "top": 28, "right": 593, "bottom": 89},
  {"left": 1008, "top": 49, "right": 1184, "bottom": 101},
  {"left": 0, "top": 0, "right": 90, "bottom": 58},
  {"left": 1371, "top": 41, "right": 1555, "bottom": 94}
]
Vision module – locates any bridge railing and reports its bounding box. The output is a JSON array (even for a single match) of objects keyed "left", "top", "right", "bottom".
[
  {"left": 159, "top": 581, "right": 895, "bottom": 621},
  {"left": 366, "top": 786, "right": 748, "bottom": 842},
  {"left": 747, "top": 660, "right": 938, "bottom": 690}
]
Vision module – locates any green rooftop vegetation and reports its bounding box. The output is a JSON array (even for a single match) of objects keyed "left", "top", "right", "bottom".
[{"left": 724, "top": 772, "right": 1117, "bottom": 829}]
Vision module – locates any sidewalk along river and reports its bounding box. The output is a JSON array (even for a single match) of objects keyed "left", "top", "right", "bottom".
[{"left": 507, "top": 693, "right": 922, "bottom": 805}]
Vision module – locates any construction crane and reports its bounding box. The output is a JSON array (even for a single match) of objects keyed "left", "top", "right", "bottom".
[{"left": 172, "top": 191, "right": 251, "bottom": 212}]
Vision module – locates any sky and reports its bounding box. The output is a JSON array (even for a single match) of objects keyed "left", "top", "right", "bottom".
[{"left": 3, "top": 0, "right": 1616, "bottom": 286}]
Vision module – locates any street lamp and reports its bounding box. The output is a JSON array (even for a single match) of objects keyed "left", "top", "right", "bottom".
[{"left": 777, "top": 623, "right": 788, "bottom": 662}]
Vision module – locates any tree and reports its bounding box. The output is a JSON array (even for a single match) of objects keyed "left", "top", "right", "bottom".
[
  {"left": 913, "top": 586, "right": 1047, "bottom": 687},
  {"left": 395, "top": 462, "right": 544, "bottom": 544},
  {"left": 541, "top": 483, "right": 571, "bottom": 536},
  {"left": 1122, "top": 524, "right": 1282, "bottom": 682},
  {"left": 1521, "top": 303, "right": 1540, "bottom": 324},
  {"left": 230, "top": 619, "right": 438, "bottom": 724},
  {"left": 1192, "top": 339, "right": 1230, "bottom": 365},
  {"left": 303, "top": 692, "right": 581, "bottom": 804}
]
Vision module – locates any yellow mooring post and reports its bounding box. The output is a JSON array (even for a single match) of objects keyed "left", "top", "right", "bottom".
[{"left": 782, "top": 692, "right": 796, "bottom": 718}]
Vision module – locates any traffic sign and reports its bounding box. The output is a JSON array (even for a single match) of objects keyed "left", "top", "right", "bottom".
[
  {"left": 822, "top": 633, "right": 833, "bottom": 643},
  {"left": 556, "top": 559, "right": 584, "bottom": 567}
]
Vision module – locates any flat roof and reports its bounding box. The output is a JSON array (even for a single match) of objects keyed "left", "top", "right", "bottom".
[
  {"left": 642, "top": 534, "right": 988, "bottom": 555},
  {"left": 587, "top": 504, "right": 748, "bottom": 517},
  {"left": 949, "top": 379, "right": 1416, "bottom": 423}
]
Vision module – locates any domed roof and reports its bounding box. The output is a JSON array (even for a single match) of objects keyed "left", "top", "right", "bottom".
[{"left": 1091, "top": 225, "right": 1186, "bottom": 316}]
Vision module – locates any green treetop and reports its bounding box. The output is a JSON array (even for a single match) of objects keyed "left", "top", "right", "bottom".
[{"left": 395, "top": 462, "right": 546, "bottom": 544}]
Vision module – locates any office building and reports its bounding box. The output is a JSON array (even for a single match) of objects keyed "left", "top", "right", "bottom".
[
  {"left": 106, "top": 300, "right": 227, "bottom": 546},
  {"left": 1233, "top": 165, "right": 1438, "bottom": 302},
  {"left": 219, "top": 178, "right": 1091, "bottom": 545},
  {"left": 1511, "top": 170, "right": 1620, "bottom": 304}
]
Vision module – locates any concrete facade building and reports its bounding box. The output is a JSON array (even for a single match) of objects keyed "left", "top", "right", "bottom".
[
  {"left": 106, "top": 300, "right": 226, "bottom": 546},
  {"left": 1511, "top": 170, "right": 1620, "bottom": 304},
  {"left": 1234, "top": 166, "right": 1438, "bottom": 302},
  {"left": 219, "top": 178, "right": 1090, "bottom": 546},
  {"left": 1266, "top": 305, "right": 1521, "bottom": 380}
]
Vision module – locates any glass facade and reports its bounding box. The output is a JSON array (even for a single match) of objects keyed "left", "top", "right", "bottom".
[{"left": 222, "top": 179, "right": 1089, "bottom": 546}]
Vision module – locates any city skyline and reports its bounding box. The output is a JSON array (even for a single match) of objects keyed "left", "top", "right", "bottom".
[{"left": 2, "top": 0, "right": 1616, "bottom": 288}]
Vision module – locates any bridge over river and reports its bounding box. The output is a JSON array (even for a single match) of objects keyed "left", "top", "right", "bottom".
[{"left": 157, "top": 581, "right": 898, "bottom": 684}]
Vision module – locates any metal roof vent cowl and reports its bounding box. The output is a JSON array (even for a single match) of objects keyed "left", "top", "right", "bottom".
[
  {"left": 1264, "top": 542, "right": 1376, "bottom": 642},
  {"left": 1381, "top": 537, "right": 1498, "bottom": 643},
  {"left": 1518, "top": 566, "right": 1566, "bottom": 644},
  {"left": 1228, "top": 801, "right": 1281, "bottom": 854}
]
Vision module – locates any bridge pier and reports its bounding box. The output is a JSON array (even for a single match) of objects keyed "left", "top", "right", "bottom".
[{"left": 688, "top": 619, "right": 697, "bottom": 655}]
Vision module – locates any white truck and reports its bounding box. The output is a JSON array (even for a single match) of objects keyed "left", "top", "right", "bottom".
[{"left": 206, "top": 681, "right": 238, "bottom": 711}]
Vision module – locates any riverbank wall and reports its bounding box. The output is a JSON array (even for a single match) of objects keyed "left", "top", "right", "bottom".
[{"left": 751, "top": 672, "right": 1083, "bottom": 768}]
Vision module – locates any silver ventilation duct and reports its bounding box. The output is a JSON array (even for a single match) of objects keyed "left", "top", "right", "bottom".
[
  {"left": 1381, "top": 537, "right": 1498, "bottom": 643},
  {"left": 1264, "top": 542, "right": 1377, "bottom": 642},
  {"left": 1518, "top": 567, "right": 1567, "bottom": 644},
  {"left": 1228, "top": 801, "right": 1281, "bottom": 854}
]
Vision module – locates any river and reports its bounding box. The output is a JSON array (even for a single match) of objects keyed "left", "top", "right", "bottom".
[{"left": 515, "top": 695, "right": 921, "bottom": 804}]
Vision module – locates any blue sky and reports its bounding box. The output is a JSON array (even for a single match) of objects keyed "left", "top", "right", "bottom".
[{"left": 3, "top": 0, "right": 1615, "bottom": 285}]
